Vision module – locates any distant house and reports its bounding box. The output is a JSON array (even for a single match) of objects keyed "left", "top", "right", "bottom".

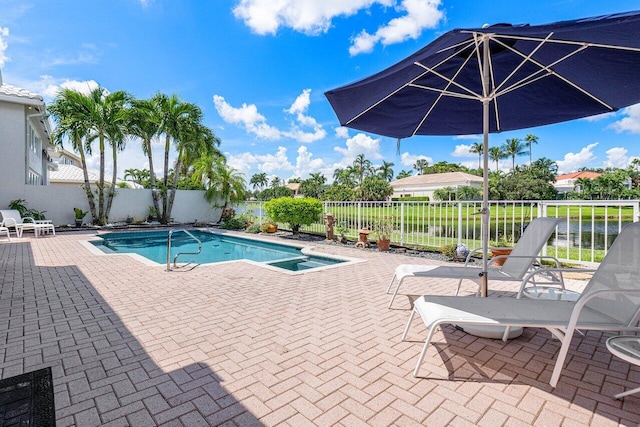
[
  {"left": 554, "top": 171, "right": 601, "bottom": 194},
  {"left": 0, "top": 71, "right": 54, "bottom": 200},
  {"left": 285, "top": 182, "right": 301, "bottom": 197},
  {"left": 49, "top": 148, "right": 140, "bottom": 189},
  {"left": 389, "top": 172, "right": 483, "bottom": 200}
]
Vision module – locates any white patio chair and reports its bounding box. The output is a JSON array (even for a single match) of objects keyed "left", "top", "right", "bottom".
[
  {"left": 387, "top": 217, "right": 562, "bottom": 308},
  {"left": 402, "top": 221, "right": 640, "bottom": 388},
  {"left": 0, "top": 220, "right": 11, "bottom": 241},
  {"left": 0, "top": 210, "right": 54, "bottom": 238}
]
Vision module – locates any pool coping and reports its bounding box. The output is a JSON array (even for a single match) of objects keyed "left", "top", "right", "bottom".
[{"left": 80, "top": 227, "right": 366, "bottom": 274}]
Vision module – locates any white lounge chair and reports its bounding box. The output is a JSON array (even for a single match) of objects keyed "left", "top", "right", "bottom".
[
  {"left": 0, "top": 210, "right": 55, "bottom": 238},
  {"left": 387, "top": 217, "right": 562, "bottom": 308},
  {"left": 0, "top": 220, "right": 11, "bottom": 241},
  {"left": 402, "top": 221, "right": 640, "bottom": 387}
]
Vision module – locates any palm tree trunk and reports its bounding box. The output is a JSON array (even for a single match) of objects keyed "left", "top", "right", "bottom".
[
  {"left": 146, "top": 139, "right": 161, "bottom": 221},
  {"left": 79, "top": 139, "right": 97, "bottom": 222},
  {"left": 98, "top": 135, "right": 106, "bottom": 225},
  {"left": 105, "top": 142, "right": 118, "bottom": 220},
  {"left": 167, "top": 148, "right": 183, "bottom": 222},
  {"left": 161, "top": 134, "right": 170, "bottom": 223}
]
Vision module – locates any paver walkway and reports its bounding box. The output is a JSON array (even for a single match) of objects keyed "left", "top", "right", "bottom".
[{"left": 1, "top": 230, "right": 639, "bottom": 426}]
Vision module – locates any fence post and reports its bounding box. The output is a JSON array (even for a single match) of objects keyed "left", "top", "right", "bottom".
[
  {"left": 400, "top": 201, "right": 405, "bottom": 246},
  {"left": 457, "top": 202, "right": 463, "bottom": 244},
  {"left": 357, "top": 202, "right": 362, "bottom": 231}
]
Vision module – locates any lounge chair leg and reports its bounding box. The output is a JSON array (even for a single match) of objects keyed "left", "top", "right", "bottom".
[
  {"left": 550, "top": 329, "right": 575, "bottom": 387},
  {"left": 386, "top": 274, "right": 397, "bottom": 293},
  {"left": 615, "top": 386, "right": 640, "bottom": 399},
  {"left": 413, "top": 324, "right": 437, "bottom": 377},
  {"left": 388, "top": 278, "right": 405, "bottom": 309},
  {"left": 401, "top": 307, "right": 416, "bottom": 341}
]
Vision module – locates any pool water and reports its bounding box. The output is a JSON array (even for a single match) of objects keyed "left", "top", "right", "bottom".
[{"left": 92, "top": 230, "right": 345, "bottom": 271}]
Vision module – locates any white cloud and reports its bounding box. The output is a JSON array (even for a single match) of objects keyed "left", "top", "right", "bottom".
[
  {"left": 334, "top": 126, "right": 349, "bottom": 139},
  {"left": 214, "top": 90, "right": 326, "bottom": 143},
  {"left": 349, "top": 0, "right": 444, "bottom": 56},
  {"left": 42, "top": 78, "right": 100, "bottom": 100},
  {"left": 451, "top": 144, "right": 476, "bottom": 158},
  {"left": 226, "top": 146, "right": 295, "bottom": 177},
  {"left": 0, "top": 26, "right": 10, "bottom": 69},
  {"left": 334, "top": 133, "right": 383, "bottom": 165},
  {"left": 294, "top": 146, "right": 327, "bottom": 178},
  {"left": 556, "top": 142, "right": 598, "bottom": 174},
  {"left": 608, "top": 104, "right": 640, "bottom": 134},
  {"left": 213, "top": 95, "right": 282, "bottom": 140},
  {"left": 399, "top": 152, "right": 432, "bottom": 167},
  {"left": 233, "top": 0, "right": 393, "bottom": 36},
  {"left": 604, "top": 147, "right": 629, "bottom": 169}
]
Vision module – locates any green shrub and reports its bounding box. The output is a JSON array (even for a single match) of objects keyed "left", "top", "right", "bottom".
[
  {"left": 391, "top": 196, "right": 430, "bottom": 202},
  {"left": 264, "top": 197, "right": 323, "bottom": 234},
  {"left": 245, "top": 223, "right": 261, "bottom": 234}
]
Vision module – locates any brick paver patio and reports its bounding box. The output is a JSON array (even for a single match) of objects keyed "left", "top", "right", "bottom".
[{"left": 1, "top": 230, "right": 639, "bottom": 426}]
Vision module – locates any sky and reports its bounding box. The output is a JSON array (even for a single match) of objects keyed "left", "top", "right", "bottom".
[{"left": 1, "top": 0, "right": 640, "bottom": 183}]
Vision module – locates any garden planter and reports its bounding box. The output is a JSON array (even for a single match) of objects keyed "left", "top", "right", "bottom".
[
  {"left": 377, "top": 239, "right": 391, "bottom": 252},
  {"left": 490, "top": 247, "right": 513, "bottom": 266},
  {"left": 266, "top": 224, "right": 278, "bottom": 233}
]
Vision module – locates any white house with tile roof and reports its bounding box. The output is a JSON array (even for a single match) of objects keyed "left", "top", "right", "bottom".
[
  {"left": 0, "top": 70, "right": 55, "bottom": 203},
  {"left": 389, "top": 171, "right": 483, "bottom": 199}
]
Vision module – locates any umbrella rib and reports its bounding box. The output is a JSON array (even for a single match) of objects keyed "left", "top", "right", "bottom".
[
  {"left": 483, "top": 33, "right": 640, "bottom": 53},
  {"left": 346, "top": 44, "right": 476, "bottom": 126},
  {"left": 407, "top": 84, "right": 478, "bottom": 100},
  {"left": 491, "top": 38, "right": 614, "bottom": 110},
  {"left": 411, "top": 39, "right": 483, "bottom": 136}
]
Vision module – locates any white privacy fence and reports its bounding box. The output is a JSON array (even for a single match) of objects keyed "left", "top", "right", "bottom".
[{"left": 239, "top": 200, "right": 640, "bottom": 265}]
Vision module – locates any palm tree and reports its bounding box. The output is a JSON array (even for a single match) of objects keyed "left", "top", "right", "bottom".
[
  {"left": 353, "top": 154, "right": 372, "bottom": 185},
  {"left": 192, "top": 156, "right": 246, "bottom": 222},
  {"left": 154, "top": 93, "right": 212, "bottom": 223},
  {"left": 396, "top": 170, "right": 413, "bottom": 179},
  {"left": 271, "top": 176, "right": 281, "bottom": 188},
  {"left": 250, "top": 172, "right": 268, "bottom": 191},
  {"left": 377, "top": 161, "right": 395, "bottom": 182},
  {"left": 503, "top": 138, "right": 527, "bottom": 170},
  {"left": 524, "top": 134, "right": 539, "bottom": 165},
  {"left": 309, "top": 172, "right": 326, "bottom": 185},
  {"left": 469, "top": 141, "right": 484, "bottom": 169},
  {"left": 489, "top": 146, "right": 506, "bottom": 172},
  {"left": 48, "top": 88, "right": 97, "bottom": 219},
  {"left": 413, "top": 158, "right": 429, "bottom": 175},
  {"left": 129, "top": 98, "right": 162, "bottom": 219}
]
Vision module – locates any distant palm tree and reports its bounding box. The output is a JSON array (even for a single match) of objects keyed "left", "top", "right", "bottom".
[
  {"left": 192, "top": 156, "right": 246, "bottom": 222},
  {"left": 396, "top": 170, "right": 413, "bottom": 179},
  {"left": 502, "top": 138, "right": 527, "bottom": 170},
  {"left": 270, "top": 176, "right": 281, "bottom": 188},
  {"left": 524, "top": 134, "right": 539, "bottom": 165},
  {"left": 353, "top": 154, "right": 372, "bottom": 185},
  {"left": 413, "top": 159, "right": 429, "bottom": 175},
  {"left": 489, "top": 146, "right": 506, "bottom": 172},
  {"left": 377, "top": 161, "right": 395, "bottom": 182},
  {"left": 469, "top": 141, "right": 484, "bottom": 169},
  {"left": 250, "top": 172, "right": 268, "bottom": 191}
]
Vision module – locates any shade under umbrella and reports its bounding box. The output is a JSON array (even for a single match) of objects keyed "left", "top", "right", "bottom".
[{"left": 326, "top": 10, "right": 640, "bottom": 297}]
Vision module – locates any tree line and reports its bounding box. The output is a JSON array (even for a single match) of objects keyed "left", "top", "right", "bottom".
[{"left": 48, "top": 87, "right": 247, "bottom": 224}]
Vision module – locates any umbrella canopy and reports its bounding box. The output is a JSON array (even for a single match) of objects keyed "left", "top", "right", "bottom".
[{"left": 325, "top": 10, "right": 640, "bottom": 297}]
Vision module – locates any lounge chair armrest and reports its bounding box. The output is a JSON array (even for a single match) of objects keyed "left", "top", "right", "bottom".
[
  {"left": 2, "top": 218, "right": 18, "bottom": 227},
  {"left": 463, "top": 247, "right": 484, "bottom": 266},
  {"left": 518, "top": 267, "right": 597, "bottom": 297},
  {"left": 22, "top": 217, "right": 36, "bottom": 223}
]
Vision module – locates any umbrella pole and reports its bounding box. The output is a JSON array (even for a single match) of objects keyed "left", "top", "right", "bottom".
[{"left": 480, "top": 38, "right": 490, "bottom": 298}]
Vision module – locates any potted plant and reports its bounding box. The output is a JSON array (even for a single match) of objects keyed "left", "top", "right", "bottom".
[
  {"left": 489, "top": 234, "right": 514, "bottom": 266},
  {"left": 73, "top": 207, "right": 88, "bottom": 227},
  {"left": 372, "top": 216, "right": 393, "bottom": 251},
  {"left": 147, "top": 206, "right": 157, "bottom": 222},
  {"left": 259, "top": 218, "right": 278, "bottom": 233}
]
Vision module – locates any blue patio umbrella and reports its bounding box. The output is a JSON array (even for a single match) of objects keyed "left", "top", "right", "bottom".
[{"left": 326, "top": 10, "right": 640, "bottom": 297}]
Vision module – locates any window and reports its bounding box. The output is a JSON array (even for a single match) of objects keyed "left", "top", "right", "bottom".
[{"left": 28, "top": 169, "right": 42, "bottom": 185}]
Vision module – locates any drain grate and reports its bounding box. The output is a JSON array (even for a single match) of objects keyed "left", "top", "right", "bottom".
[{"left": 0, "top": 367, "right": 55, "bottom": 426}]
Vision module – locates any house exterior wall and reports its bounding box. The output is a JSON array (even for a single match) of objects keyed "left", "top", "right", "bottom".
[
  {"left": 391, "top": 182, "right": 483, "bottom": 199},
  {"left": 0, "top": 102, "right": 29, "bottom": 200}
]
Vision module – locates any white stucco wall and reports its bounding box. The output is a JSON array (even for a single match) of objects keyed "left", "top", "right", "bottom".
[
  {"left": 0, "top": 102, "right": 27, "bottom": 197},
  {"left": 0, "top": 185, "right": 221, "bottom": 225}
]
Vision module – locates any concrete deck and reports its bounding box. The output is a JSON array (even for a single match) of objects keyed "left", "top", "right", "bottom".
[{"left": 1, "top": 230, "right": 639, "bottom": 426}]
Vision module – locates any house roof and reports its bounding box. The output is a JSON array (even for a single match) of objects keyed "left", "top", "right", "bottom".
[
  {"left": 0, "top": 82, "right": 45, "bottom": 106},
  {"left": 556, "top": 171, "right": 601, "bottom": 181},
  {"left": 285, "top": 183, "right": 301, "bottom": 191},
  {"left": 390, "top": 171, "right": 483, "bottom": 187},
  {"left": 49, "top": 164, "right": 100, "bottom": 184}
]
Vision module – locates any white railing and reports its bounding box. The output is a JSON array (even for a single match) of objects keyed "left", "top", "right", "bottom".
[{"left": 238, "top": 199, "right": 640, "bottom": 265}]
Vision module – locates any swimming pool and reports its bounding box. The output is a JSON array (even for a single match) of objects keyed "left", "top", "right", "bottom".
[{"left": 91, "top": 230, "right": 348, "bottom": 272}]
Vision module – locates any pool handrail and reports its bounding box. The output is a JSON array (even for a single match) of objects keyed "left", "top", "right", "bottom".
[{"left": 167, "top": 229, "right": 202, "bottom": 271}]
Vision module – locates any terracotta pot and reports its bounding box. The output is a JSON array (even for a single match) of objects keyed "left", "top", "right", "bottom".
[
  {"left": 267, "top": 224, "right": 278, "bottom": 233},
  {"left": 490, "top": 247, "right": 513, "bottom": 266},
  {"left": 377, "top": 239, "right": 391, "bottom": 252}
]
